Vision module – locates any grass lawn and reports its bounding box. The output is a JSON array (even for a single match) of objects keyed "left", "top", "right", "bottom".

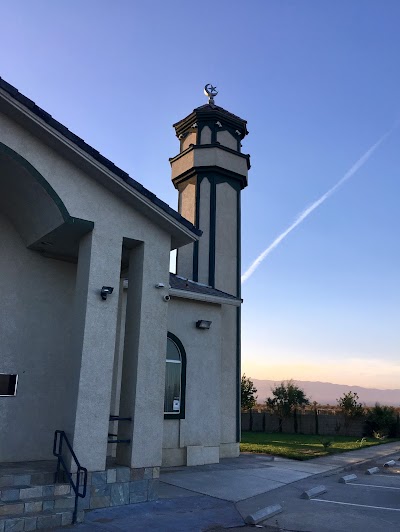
[{"left": 240, "top": 432, "right": 399, "bottom": 460}]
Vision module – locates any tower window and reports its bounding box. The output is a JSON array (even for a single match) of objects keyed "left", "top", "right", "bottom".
[
  {"left": 0, "top": 374, "right": 18, "bottom": 396},
  {"left": 164, "top": 333, "right": 186, "bottom": 419}
]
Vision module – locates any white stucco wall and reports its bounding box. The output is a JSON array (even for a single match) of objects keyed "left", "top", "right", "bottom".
[
  {"left": 0, "top": 211, "right": 77, "bottom": 461},
  {"left": 0, "top": 110, "right": 173, "bottom": 468},
  {"left": 0, "top": 114, "right": 173, "bottom": 244},
  {"left": 163, "top": 297, "right": 222, "bottom": 466},
  {"left": 219, "top": 305, "right": 239, "bottom": 451}
]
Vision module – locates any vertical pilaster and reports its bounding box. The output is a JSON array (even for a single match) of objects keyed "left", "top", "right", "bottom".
[
  {"left": 70, "top": 230, "right": 122, "bottom": 472},
  {"left": 117, "top": 241, "right": 169, "bottom": 468}
]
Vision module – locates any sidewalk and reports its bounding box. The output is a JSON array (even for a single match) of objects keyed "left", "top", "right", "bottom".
[{"left": 61, "top": 441, "right": 400, "bottom": 531}]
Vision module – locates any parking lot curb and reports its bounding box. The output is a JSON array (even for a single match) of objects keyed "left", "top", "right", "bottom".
[
  {"left": 384, "top": 460, "right": 396, "bottom": 467},
  {"left": 301, "top": 485, "right": 327, "bottom": 499},
  {"left": 339, "top": 474, "right": 358, "bottom": 484},
  {"left": 244, "top": 504, "right": 282, "bottom": 524}
]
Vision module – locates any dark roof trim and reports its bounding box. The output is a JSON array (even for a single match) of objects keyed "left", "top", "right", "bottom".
[
  {"left": 169, "top": 273, "right": 241, "bottom": 301},
  {"left": 173, "top": 104, "right": 248, "bottom": 138},
  {"left": 0, "top": 76, "right": 201, "bottom": 237}
]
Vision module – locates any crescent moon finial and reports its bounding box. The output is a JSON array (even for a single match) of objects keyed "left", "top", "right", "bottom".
[{"left": 204, "top": 84, "right": 218, "bottom": 105}]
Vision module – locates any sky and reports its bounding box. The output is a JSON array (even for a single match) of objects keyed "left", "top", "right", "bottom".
[{"left": 1, "top": 1, "right": 399, "bottom": 390}]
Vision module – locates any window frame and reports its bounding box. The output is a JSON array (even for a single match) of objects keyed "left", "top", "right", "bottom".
[
  {"left": 164, "top": 332, "right": 186, "bottom": 420},
  {"left": 0, "top": 374, "right": 18, "bottom": 397}
]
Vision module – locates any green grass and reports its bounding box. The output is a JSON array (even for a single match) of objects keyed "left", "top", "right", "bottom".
[{"left": 240, "top": 432, "right": 399, "bottom": 460}]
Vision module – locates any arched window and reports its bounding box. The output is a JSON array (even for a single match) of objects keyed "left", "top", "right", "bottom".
[{"left": 164, "top": 333, "right": 186, "bottom": 419}]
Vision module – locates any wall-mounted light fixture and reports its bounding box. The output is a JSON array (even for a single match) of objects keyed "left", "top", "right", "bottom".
[
  {"left": 101, "top": 286, "right": 114, "bottom": 300},
  {"left": 196, "top": 320, "right": 212, "bottom": 330},
  {"left": 155, "top": 283, "right": 165, "bottom": 289}
]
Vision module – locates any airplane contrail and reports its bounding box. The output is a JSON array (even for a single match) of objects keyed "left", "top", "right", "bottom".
[{"left": 241, "top": 127, "right": 395, "bottom": 283}]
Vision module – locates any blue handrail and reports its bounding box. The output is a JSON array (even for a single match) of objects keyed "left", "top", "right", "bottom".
[{"left": 53, "top": 430, "right": 88, "bottom": 524}]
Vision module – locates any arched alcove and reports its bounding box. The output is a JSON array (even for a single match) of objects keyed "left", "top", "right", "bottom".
[{"left": 0, "top": 142, "right": 93, "bottom": 261}]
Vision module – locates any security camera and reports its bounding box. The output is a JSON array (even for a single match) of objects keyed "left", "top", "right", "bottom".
[
  {"left": 163, "top": 295, "right": 171, "bottom": 302},
  {"left": 101, "top": 286, "right": 114, "bottom": 300}
]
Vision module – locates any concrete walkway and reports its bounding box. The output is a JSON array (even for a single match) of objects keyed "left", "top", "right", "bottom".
[
  {"left": 60, "top": 441, "right": 400, "bottom": 531},
  {"left": 160, "top": 441, "right": 400, "bottom": 503}
]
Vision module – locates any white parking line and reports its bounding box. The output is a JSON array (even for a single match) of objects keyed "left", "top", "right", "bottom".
[
  {"left": 312, "top": 499, "right": 400, "bottom": 512},
  {"left": 371, "top": 474, "right": 400, "bottom": 479},
  {"left": 347, "top": 482, "right": 400, "bottom": 491}
]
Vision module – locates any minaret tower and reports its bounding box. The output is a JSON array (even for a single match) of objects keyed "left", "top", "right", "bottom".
[
  {"left": 170, "top": 85, "right": 250, "bottom": 449},
  {"left": 170, "top": 84, "right": 249, "bottom": 297}
]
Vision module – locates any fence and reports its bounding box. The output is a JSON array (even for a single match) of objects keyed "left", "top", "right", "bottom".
[{"left": 242, "top": 411, "right": 375, "bottom": 438}]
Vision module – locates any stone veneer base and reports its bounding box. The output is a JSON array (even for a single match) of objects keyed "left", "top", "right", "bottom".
[{"left": 77, "top": 466, "right": 160, "bottom": 511}]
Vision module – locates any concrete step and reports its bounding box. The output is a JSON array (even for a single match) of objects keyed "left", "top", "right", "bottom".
[
  {"left": 0, "top": 473, "right": 56, "bottom": 489},
  {"left": 0, "top": 483, "right": 71, "bottom": 503},
  {"left": 0, "top": 494, "right": 75, "bottom": 516},
  {"left": 0, "top": 508, "right": 85, "bottom": 531}
]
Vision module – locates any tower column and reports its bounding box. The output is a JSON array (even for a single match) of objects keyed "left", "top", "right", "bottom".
[
  {"left": 170, "top": 102, "right": 249, "bottom": 296},
  {"left": 170, "top": 88, "right": 251, "bottom": 451}
]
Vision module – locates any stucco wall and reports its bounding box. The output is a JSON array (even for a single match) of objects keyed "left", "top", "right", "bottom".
[
  {"left": 217, "top": 130, "right": 237, "bottom": 151},
  {"left": 197, "top": 177, "right": 211, "bottom": 285},
  {"left": 163, "top": 297, "right": 222, "bottom": 466},
  {"left": 176, "top": 179, "right": 196, "bottom": 280},
  {"left": 215, "top": 182, "right": 238, "bottom": 295},
  {"left": 181, "top": 131, "right": 196, "bottom": 151},
  {"left": 193, "top": 147, "right": 248, "bottom": 177},
  {"left": 200, "top": 126, "right": 212, "bottom": 144},
  {"left": 0, "top": 113, "right": 174, "bottom": 244},
  {"left": 0, "top": 211, "right": 77, "bottom": 461},
  {"left": 219, "top": 305, "right": 238, "bottom": 448},
  {"left": 0, "top": 110, "right": 173, "bottom": 468}
]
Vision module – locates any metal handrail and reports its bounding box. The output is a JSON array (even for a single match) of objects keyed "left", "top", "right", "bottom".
[
  {"left": 108, "top": 414, "right": 131, "bottom": 444},
  {"left": 53, "top": 430, "right": 88, "bottom": 524},
  {"left": 109, "top": 415, "right": 132, "bottom": 421}
]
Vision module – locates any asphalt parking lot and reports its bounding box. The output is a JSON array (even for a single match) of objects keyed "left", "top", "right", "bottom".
[
  {"left": 240, "top": 452, "right": 400, "bottom": 532},
  {"left": 58, "top": 444, "right": 400, "bottom": 532}
]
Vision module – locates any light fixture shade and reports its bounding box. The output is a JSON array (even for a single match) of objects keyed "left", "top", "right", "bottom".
[
  {"left": 196, "top": 320, "right": 212, "bottom": 329},
  {"left": 101, "top": 286, "right": 114, "bottom": 300}
]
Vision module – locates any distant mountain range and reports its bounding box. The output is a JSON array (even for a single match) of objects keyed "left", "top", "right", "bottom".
[{"left": 252, "top": 379, "right": 400, "bottom": 407}]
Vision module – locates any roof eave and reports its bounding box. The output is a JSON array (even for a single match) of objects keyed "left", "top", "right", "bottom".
[
  {"left": 173, "top": 106, "right": 248, "bottom": 138},
  {"left": 0, "top": 82, "right": 200, "bottom": 249},
  {"left": 169, "top": 287, "right": 242, "bottom": 307}
]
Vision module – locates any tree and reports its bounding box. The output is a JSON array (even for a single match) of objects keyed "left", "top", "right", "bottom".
[
  {"left": 336, "top": 391, "right": 364, "bottom": 435},
  {"left": 241, "top": 374, "right": 258, "bottom": 410},
  {"left": 266, "top": 380, "right": 310, "bottom": 433}
]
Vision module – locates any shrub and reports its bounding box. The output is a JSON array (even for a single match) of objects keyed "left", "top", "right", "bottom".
[
  {"left": 319, "top": 438, "right": 333, "bottom": 450},
  {"left": 365, "top": 403, "right": 397, "bottom": 438}
]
